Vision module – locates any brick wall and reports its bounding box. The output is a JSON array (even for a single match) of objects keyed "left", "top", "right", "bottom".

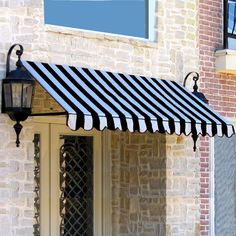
[
  {"left": 199, "top": 0, "right": 236, "bottom": 235},
  {"left": 0, "top": 0, "right": 201, "bottom": 235}
]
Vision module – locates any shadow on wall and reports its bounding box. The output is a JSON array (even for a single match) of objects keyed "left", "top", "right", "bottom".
[{"left": 111, "top": 131, "right": 166, "bottom": 236}]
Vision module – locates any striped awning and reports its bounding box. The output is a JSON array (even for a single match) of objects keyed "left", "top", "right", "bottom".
[{"left": 22, "top": 61, "right": 235, "bottom": 138}]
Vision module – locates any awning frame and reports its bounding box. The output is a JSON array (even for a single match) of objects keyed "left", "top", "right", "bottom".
[{"left": 22, "top": 60, "right": 235, "bottom": 152}]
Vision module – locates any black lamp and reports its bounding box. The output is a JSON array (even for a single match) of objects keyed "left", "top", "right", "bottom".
[
  {"left": 183, "top": 71, "right": 208, "bottom": 152},
  {"left": 2, "top": 44, "right": 35, "bottom": 147}
]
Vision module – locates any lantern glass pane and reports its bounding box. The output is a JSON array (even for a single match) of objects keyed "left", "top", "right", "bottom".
[
  {"left": 12, "top": 83, "right": 22, "bottom": 107},
  {"left": 22, "top": 83, "right": 33, "bottom": 108},
  {"left": 4, "top": 83, "right": 12, "bottom": 108}
]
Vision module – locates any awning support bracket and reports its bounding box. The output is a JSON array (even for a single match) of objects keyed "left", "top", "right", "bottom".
[{"left": 192, "top": 134, "right": 198, "bottom": 152}]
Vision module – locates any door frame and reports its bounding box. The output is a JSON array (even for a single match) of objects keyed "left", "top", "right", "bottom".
[
  {"left": 34, "top": 122, "right": 50, "bottom": 236},
  {"left": 32, "top": 116, "right": 112, "bottom": 236}
]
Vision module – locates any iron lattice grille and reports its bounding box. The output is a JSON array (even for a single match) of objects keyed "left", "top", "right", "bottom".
[
  {"left": 33, "top": 134, "right": 40, "bottom": 236},
  {"left": 60, "top": 136, "right": 93, "bottom": 236}
]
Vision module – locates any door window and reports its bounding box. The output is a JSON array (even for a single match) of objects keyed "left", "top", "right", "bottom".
[{"left": 60, "top": 135, "right": 93, "bottom": 236}]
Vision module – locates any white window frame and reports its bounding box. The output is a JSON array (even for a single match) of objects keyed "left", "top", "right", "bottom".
[
  {"left": 148, "top": 0, "right": 156, "bottom": 41},
  {"left": 44, "top": 0, "right": 156, "bottom": 41}
]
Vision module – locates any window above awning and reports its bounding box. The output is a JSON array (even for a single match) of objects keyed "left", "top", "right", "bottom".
[{"left": 22, "top": 60, "right": 235, "bottom": 138}]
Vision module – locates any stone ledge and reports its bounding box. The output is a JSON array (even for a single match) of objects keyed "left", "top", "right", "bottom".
[
  {"left": 45, "top": 24, "right": 158, "bottom": 49},
  {"left": 215, "top": 49, "right": 236, "bottom": 74}
]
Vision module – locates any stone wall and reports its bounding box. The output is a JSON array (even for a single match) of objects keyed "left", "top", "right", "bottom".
[
  {"left": 165, "top": 135, "right": 200, "bottom": 236},
  {"left": 0, "top": 0, "right": 200, "bottom": 235},
  {"left": 111, "top": 132, "right": 199, "bottom": 236},
  {"left": 111, "top": 131, "right": 167, "bottom": 236},
  {"left": 0, "top": 118, "right": 34, "bottom": 236},
  {"left": 32, "top": 83, "right": 63, "bottom": 113}
]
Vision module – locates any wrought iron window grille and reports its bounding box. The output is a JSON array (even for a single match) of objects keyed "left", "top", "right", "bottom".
[{"left": 60, "top": 136, "right": 93, "bottom": 236}]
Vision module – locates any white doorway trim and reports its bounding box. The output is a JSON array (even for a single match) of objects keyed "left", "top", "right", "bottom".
[{"left": 209, "top": 137, "right": 215, "bottom": 236}]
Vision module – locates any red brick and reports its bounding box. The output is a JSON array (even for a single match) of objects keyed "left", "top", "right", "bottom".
[{"left": 198, "top": 0, "right": 236, "bottom": 234}]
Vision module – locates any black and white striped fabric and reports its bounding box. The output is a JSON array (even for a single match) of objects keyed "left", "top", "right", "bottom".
[{"left": 22, "top": 61, "right": 235, "bottom": 137}]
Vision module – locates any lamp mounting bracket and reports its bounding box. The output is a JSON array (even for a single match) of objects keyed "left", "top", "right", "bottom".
[
  {"left": 6, "top": 44, "right": 24, "bottom": 76},
  {"left": 183, "top": 71, "right": 199, "bottom": 91}
]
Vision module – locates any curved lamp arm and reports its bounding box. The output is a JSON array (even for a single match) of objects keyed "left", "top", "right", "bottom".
[
  {"left": 6, "top": 44, "right": 24, "bottom": 76},
  {"left": 183, "top": 71, "right": 199, "bottom": 91}
]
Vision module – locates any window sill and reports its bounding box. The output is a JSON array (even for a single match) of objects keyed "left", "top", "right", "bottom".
[
  {"left": 215, "top": 49, "right": 236, "bottom": 74},
  {"left": 45, "top": 24, "right": 158, "bottom": 49}
]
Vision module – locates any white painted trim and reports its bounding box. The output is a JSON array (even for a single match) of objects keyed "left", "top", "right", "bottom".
[
  {"left": 149, "top": 0, "right": 156, "bottom": 41},
  {"left": 215, "top": 49, "right": 236, "bottom": 56},
  {"left": 93, "top": 129, "right": 102, "bottom": 236},
  {"left": 215, "top": 49, "right": 236, "bottom": 74},
  {"left": 102, "top": 130, "right": 112, "bottom": 236},
  {"left": 34, "top": 123, "right": 50, "bottom": 236},
  {"left": 209, "top": 137, "right": 215, "bottom": 236},
  {"left": 50, "top": 124, "right": 102, "bottom": 236},
  {"left": 50, "top": 124, "right": 60, "bottom": 236}
]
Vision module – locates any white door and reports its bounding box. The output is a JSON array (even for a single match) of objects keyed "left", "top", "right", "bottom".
[{"left": 33, "top": 121, "right": 102, "bottom": 236}]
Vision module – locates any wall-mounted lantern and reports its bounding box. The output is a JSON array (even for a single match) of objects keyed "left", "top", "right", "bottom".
[
  {"left": 2, "top": 44, "right": 35, "bottom": 147},
  {"left": 183, "top": 71, "right": 208, "bottom": 151}
]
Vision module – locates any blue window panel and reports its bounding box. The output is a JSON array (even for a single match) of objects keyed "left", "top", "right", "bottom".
[
  {"left": 44, "top": 0, "right": 149, "bottom": 38},
  {"left": 228, "top": 37, "right": 236, "bottom": 49},
  {"left": 228, "top": 1, "right": 236, "bottom": 35},
  {"left": 226, "top": 1, "right": 236, "bottom": 48}
]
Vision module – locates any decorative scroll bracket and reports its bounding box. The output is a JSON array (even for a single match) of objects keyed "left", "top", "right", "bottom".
[{"left": 192, "top": 134, "right": 198, "bottom": 152}]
